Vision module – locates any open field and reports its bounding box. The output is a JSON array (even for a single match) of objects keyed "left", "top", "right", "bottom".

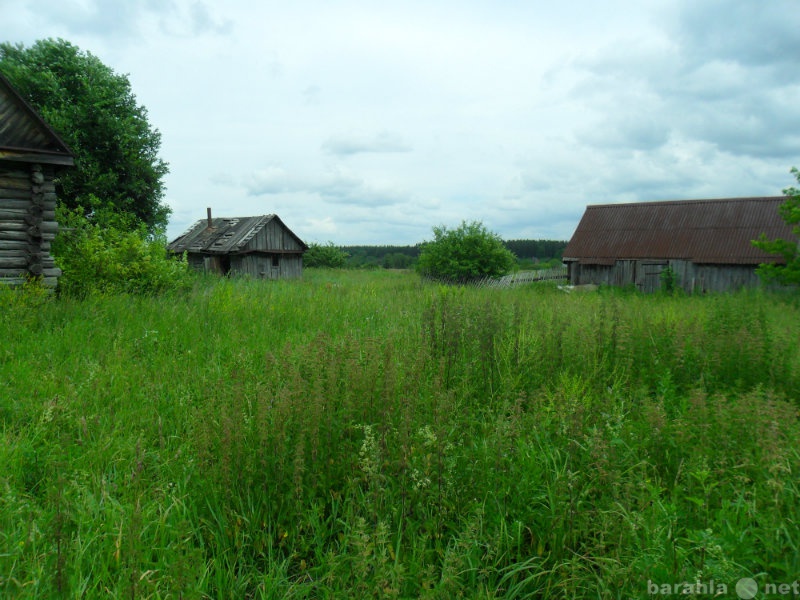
[{"left": 1, "top": 271, "right": 799, "bottom": 598}]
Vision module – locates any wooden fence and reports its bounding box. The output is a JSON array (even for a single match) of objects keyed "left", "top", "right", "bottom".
[{"left": 478, "top": 266, "right": 567, "bottom": 289}]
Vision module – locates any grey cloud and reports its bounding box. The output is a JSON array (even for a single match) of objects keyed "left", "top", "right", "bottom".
[
  {"left": 303, "top": 85, "right": 322, "bottom": 105},
  {"left": 27, "top": 0, "right": 153, "bottom": 37},
  {"left": 673, "top": 0, "right": 800, "bottom": 73},
  {"left": 321, "top": 132, "right": 412, "bottom": 156},
  {"left": 186, "top": 1, "right": 233, "bottom": 35},
  {"left": 680, "top": 90, "right": 800, "bottom": 159},
  {"left": 25, "top": 0, "right": 232, "bottom": 39},
  {"left": 570, "top": 1, "right": 800, "bottom": 161},
  {"left": 516, "top": 138, "right": 719, "bottom": 213},
  {"left": 581, "top": 113, "right": 671, "bottom": 153},
  {"left": 245, "top": 167, "right": 405, "bottom": 207}
]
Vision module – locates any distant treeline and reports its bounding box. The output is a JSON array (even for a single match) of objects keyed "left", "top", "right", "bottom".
[
  {"left": 504, "top": 239, "right": 567, "bottom": 262},
  {"left": 503, "top": 240, "right": 567, "bottom": 264},
  {"left": 341, "top": 239, "right": 568, "bottom": 269},
  {"left": 342, "top": 245, "right": 422, "bottom": 269}
]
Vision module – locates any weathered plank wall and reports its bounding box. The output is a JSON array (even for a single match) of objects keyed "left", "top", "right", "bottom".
[
  {"left": 0, "top": 163, "right": 61, "bottom": 287},
  {"left": 235, "top": 253, "right": 303, "bottom": 279},
  {"left": 678, "top": 261, "right": 762, "bottom": 294},
  {"left": 568, "top": 259, "right": 763, "bottom": 293},
  {"left": 249, "top": 219, "right": 305, "bottom": 252},
  {"left": 186, "top": 252, "right": 303, "bottom": 279}
]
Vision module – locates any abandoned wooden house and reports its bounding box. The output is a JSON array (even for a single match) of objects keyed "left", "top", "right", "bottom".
[
  {"left": 167, "top": 210, "right": 308, "bottom": 278},
  {"left": 562, "top": 197, "right": 796, "bottom": 293},
  {"left": 0, "top": 72, "right": 74, "bottom": 288}
]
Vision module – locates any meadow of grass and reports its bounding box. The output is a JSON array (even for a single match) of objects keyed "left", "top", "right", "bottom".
[{"left": 1, "top": 271, "right": 799, "bottom": 598}]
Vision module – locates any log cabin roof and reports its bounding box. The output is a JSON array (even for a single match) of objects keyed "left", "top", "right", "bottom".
[
  {"left": 563, "top": 197, "right": 797, "bottom": 265},
  {"left": 167, "top": 214, "right": 308, "bottom": 254},
  {"left": 0, "top": 72, "right": 74, "bottom": 166}
]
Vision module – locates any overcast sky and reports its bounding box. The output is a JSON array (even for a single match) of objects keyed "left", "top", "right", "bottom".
[{"left": 2, "top": 0, "right": 799, "bottom": 245}]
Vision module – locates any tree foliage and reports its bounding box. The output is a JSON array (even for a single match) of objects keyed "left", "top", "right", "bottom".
[
  {"left": 416, "top": 220, "right": 516, "bottom": 282},
  {"left": 304, "top": 242, "right": 349, "bottom": 268},
  {"left": 382, "top": 252, "right": 414, "bottom": 269},
  {"left": 753, "top": 168, "right": 800, "bottom": 285},
  {"left": 0, "top": 38, "right": 170, "bottom": 233}
]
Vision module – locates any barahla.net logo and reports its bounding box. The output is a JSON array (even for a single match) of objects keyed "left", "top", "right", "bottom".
[{"left": 647, "top": 577, "right": 800, "bottom": 598}]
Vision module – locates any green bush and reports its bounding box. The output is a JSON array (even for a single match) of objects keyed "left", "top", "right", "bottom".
[
  {"left": 52, "top": 206, "right": 193, "bottom": 297},
  {"left": 416, "top": 220, "right": 516, "bottom": 283},
  {"left": 304, "top": 241, "right": 349, "bottom": 268}
]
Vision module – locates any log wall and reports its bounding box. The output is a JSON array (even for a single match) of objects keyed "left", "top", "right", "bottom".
[{"left": 0, "top": 163, "right": 61, "bottom": 287}]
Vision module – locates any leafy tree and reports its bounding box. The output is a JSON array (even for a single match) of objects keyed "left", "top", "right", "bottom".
[
  {"left": 0, "top": 38, "right": 170, "bottom": 233},
  {"left": 416, "top": 220, "right": 516, "bottom": 282},
  {"left": 753, "top": 168, "right": 800, "bottom": 285},
  {"left": 304, "top": 242, "right": 349, "bottom": 268}
]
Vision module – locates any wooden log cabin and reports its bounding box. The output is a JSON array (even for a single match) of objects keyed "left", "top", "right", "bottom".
[
  {"left": 0, "top": 73, "right": 74, "bottom": 288},
  {"left": 168, "top": 209, "right": 308, "bottom": 279}
]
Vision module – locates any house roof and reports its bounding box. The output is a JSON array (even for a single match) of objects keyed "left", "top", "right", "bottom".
[
  {"left": 563, "top": 197, "right": 797, "bottom": 265},
  {"left": 167, "top": 214, "right": 308, "bottom": 254},
  {"left": 0, "top": 72, "right": 74, "bottom": 166}
]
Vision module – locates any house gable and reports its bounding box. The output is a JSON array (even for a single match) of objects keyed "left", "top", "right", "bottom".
[{"left": 0, "top": 72, "right": 74, "bottom": 166}]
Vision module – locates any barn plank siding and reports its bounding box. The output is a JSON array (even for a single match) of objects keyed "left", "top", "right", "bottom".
[
  {"left": 568, "top": 258, "right": 774, "bottom": 293},
  {"left": 564, "top": 198, "right": 797, "bottom": 293}
]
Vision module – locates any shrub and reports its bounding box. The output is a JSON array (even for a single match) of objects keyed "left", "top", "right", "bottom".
[
  {"left": 416, "top": 220, "right": 516, "bottom": 283},
  {"left": 304, "top": 241, "right": 349, "bottom": 268},
  {"left": 660, "top": 265, "right": 678, "bottom": 294},
  {"left": 52, "top": 206, "right": 193, "bottom": 297}
]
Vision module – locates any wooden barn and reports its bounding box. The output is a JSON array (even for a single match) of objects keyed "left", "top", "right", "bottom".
[
  {"left": 167, "top": 210, "right": 308, "bottom": 279},
  {"left": 0, "top": 73, "right": 74, "bottom": 288},
  {"left": 563, "top": 197, "right": 796, "bottom": 293}
]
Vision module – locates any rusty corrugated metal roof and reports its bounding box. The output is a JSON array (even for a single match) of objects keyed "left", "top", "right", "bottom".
[
  {"left": 563, "top": 197, "right": 796, "bottom": 265},
  {"left": 0, "top": 72, "right": 74, "bottom": 165},
  {"left": 167, "top": 214, "right": 308, "bottom": 254}
]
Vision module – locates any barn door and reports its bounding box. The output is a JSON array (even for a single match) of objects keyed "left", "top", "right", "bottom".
[{"left": 641, "top": 262, "right": 667, "bottom": 293}]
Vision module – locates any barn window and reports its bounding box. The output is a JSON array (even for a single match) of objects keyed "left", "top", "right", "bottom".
[{"left": 272, "top": 255, "right": 280, "bottom": 267}]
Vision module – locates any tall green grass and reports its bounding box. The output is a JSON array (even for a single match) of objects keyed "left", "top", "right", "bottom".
[{"left": 1, "top": 272, "right": 798, "bottom": 598}]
